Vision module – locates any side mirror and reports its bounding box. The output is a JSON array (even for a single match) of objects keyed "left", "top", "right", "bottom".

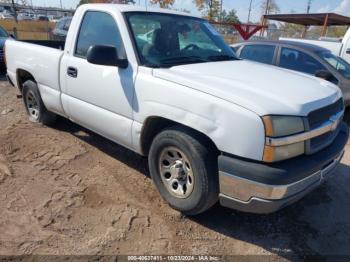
[
  {"left": 315, "top": 70, "right": 338, "bottom": 84},
  {"left": 9, "top": 33, "right": 16, "bottom": 39},
  {"left": 87, "top": 45, "right": 128, "bottom": 68}
]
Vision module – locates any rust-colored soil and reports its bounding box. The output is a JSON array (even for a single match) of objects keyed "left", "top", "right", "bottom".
[{"left": 1, "top": 79, "right": 350, "bottom": 258}]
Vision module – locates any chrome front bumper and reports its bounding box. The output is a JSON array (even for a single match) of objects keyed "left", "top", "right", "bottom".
[
  {"left": 219, "top": 151, "right": 343, "bottom": 214},
  {"left": 218, "top": 123, "right": 348, "bottom": 214}
]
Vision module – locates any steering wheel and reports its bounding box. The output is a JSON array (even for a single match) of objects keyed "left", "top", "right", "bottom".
[{"left": 183, "top": 44, "right": 200, "bottom": 51}]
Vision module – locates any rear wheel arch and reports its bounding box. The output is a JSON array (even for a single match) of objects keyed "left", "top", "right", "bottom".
[
  {"left": 22, "top": 79, "right": 56, "bottom": 125},
  {"left": 140, "top": 116, "right": 219, "bottom": 156},
  {"left": 17, "top": 69, "right": 36, "bottom": 93}
]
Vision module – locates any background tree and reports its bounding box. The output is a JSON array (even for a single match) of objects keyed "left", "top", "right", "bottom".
[
  {"left": 279, "top": 22, "right": 304, "bottom": 38},
  {"left": 221, "top": 9, "right": 240, "bottom": 24},
  {"left": 193, "top": 0, "right": 221, "bottom": 21},
  {"left": 150, "top": 0, "right": 175, "bottom": 8},
  {"left": 78, "top": 0, "right": 89, "bottom": 5},
  {"left": 261, "top": 0, "right": 280, "bottom": 15},
  {"left": 307, "top": 26, "right": 347, "bottom": 38}
]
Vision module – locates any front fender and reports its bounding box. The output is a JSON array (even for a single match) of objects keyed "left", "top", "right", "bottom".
[{"left": 133, "top": 73, "right": 265, "bottom": 161}]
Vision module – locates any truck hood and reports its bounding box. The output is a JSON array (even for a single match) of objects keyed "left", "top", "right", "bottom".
[{"left": 153, "top": 60, "right": 342, "bottom": 116}]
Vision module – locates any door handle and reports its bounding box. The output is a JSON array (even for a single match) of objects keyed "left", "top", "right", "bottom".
[
  {"left": 67, "top": 67, "right": 78, "bottom": 78},
  {"left": 346, "top": 48, "right": 350, "bottom": 54}
]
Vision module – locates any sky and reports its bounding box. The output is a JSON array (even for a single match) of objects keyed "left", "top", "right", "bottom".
[{"left": 29, "top": 0, "right": 350, "bottom": 22}]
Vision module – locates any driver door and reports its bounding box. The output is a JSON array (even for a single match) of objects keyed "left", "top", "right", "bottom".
[{"left": 62, "top": 11, "right": 134, "bottom": 148}]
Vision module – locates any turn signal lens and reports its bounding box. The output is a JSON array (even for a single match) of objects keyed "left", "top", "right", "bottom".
[
  {"left": 263, "top": 142, "right": 305, "bottom": 162},
  {"left": 262, "top": 115, "right": 305, "bottom": 162}
]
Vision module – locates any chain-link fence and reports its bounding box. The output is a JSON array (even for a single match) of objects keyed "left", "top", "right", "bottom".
[{"left": 214, "top": 23, "right": 347, "bottom": 44}]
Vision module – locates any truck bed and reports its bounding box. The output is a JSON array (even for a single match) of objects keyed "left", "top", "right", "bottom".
[
  {"left": 6, "top": 39, "right": 65, "bottom": 115},
  {"left": 21, "top": 40, "right": 65, "bottom": 50}
]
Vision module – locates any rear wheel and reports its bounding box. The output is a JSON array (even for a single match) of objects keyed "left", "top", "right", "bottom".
[
  {"left": 148, "top": 127, "right": 219, "bottom": 215},
  {"left": 22, "top": 80, "right": 56, "bottom": 125},
  {"left": 344, "top": 107, "right": 350, "bottom": 124}
]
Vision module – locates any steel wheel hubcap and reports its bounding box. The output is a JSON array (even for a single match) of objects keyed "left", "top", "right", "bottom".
[
  {"left": 159, "top": 147, "right": 194, "bottom": 199},
  {"left": 25, "top": 91, "right": 39, "bottom": 120}
]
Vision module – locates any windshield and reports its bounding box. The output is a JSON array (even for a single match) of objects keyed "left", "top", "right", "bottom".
[
  {"left": 125, "top": 12, "right": 237, "bottom": 68},
  {"left": 317, "top": 50, "right": 350, "bottom": 79}
]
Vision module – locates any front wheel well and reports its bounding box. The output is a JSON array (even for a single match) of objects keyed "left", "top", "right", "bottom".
[
  {"left": 140, "top": 117, "right": 218, "bottom": 156},
  {"left": 17, "top": 69, "right": 36, "bottom": 93}
]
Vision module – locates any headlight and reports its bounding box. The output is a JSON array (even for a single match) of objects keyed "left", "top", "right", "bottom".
[
  {"left": 262, "top": 116, "right": 305, "bottom": 137},
  {"left": 262, "top": 116, "right": 305, "bottom": 162}
]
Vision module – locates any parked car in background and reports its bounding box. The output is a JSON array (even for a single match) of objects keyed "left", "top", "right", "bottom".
[
  {"left": 0, "top": 13, "right": 14, "bottom": 20},
  {"left": 51, "top": 17, "right": 72, "bottom": 41},
  {"left": 0, "top": 26, "right": 9, "bottom": 71},
  {"left": 48, "top": 15, "right": 61, "bottom": 22},
  {"left": 17, "top": 13, "right": 33, "bottom": 21},
  {"left": 37, "top": 15, "right": 49, "bottom": 21},
  {"left": 232, "top": 40, "right": 350, "bottom": 107},
  {"left": 5, "top": 4, "right": 348, "bottom": 215},
  {"left": 280, "top": 28, "right": 350, "bottom": 64}
]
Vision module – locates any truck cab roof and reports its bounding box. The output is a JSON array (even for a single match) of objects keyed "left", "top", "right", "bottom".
[{"left": 80, "top": 3, "right": 199, "bottom": 18}]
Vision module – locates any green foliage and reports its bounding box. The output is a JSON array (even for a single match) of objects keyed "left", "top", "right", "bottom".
[
  {"left": 261, "top": 0, "right": 280, "bottom": 15},
  {"left": 221, "top": 9, "right": 240, "bottom": 24},
  {"left": 78, "top": 0, "right": 90, "bottom": 5},
  {"left": 279, "top": 22, "right": 305, "bottom": 37},
  {"left": 308, "top": 26, "right": 348, "bottom": 38},
  {"left": 193, "top": 0, "right": 221, "bottom": 21}
]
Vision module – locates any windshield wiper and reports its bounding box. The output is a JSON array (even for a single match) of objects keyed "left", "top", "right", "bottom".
[
  {"left": 207, "top": 55, "right": 238, "bottom": 62},
  {"left": 160, "top": 56, "right": 208, "bottom": 66}
]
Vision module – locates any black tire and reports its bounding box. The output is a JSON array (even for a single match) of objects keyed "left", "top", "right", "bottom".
[
  {"left": 148, "top": 126, "right": 219, "bottom": 215},
  {"left": 344, "top": 107, "right": 350, "bottom": 124},
  {"left": 22, "top": 80, "right": 56, "bottom": 125}
]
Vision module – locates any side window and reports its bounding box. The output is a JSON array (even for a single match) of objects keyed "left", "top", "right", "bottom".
[
  {"left": 75, "top": 11, "right": 124, "bottom": 59},
  {"left": 57, "top": 20, "right": 65, "bottom": 30},
  {"left": 280, "top": 47, "right": 326, "bottom": 75},
  {"left": 64, "top": 18, "right": 71, "bottom": 31},
  {"left": 231, "top": 46, "right": 241, "bottom": 53},
  {"left": 240, "top": 45, "right": 276, "bottom": 65}
]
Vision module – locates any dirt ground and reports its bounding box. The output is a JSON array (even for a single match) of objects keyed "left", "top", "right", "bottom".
[{"left": 1, "top": 77, "right": 350, "bottom": 259}]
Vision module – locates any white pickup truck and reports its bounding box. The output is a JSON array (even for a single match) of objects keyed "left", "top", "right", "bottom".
[
  {"left": 5, "top": 4, "right": 349, "bottom": 215},
  {"left": 281, "top": 28, "right": 350, "bottom": 64}
]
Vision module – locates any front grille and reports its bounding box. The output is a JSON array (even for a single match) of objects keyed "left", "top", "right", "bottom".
[
  {"left": 306, "top": 98, "right": 344, "bottom": 154},
  {"left": 308, "top": 98, "right": 344, "bottom": 129},
  {"left": 310, "top": 131, "right": 333, "bottom": 148}
]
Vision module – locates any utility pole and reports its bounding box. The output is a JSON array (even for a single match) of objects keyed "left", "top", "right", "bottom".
[
  {"left": 307, "top": 0, "right": 312, "bottom": 13},
  {"left": 59, "top": 0, "right": 63, "bottom": 9},
  {"left": 11, "top": 0, "right": 18, "bottom": 23},
  {"left": 260, "top": 0, "right": 270, "bottom": 36},
  {"left": 247, "top": 0, "right": 253, "bottom": 23},
  {"left": 220, "top": 0, "right": 223, "bottom": 22},
  {"left": 302, "top": 0, "right": 312, "bottom": 38},
  {"left": 264, "top": 0, "right": 271, "bottom": 16}
]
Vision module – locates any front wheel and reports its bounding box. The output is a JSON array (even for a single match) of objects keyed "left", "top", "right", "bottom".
[{"left": 148, "top": 127, "right": 219, "bottom": 215}]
